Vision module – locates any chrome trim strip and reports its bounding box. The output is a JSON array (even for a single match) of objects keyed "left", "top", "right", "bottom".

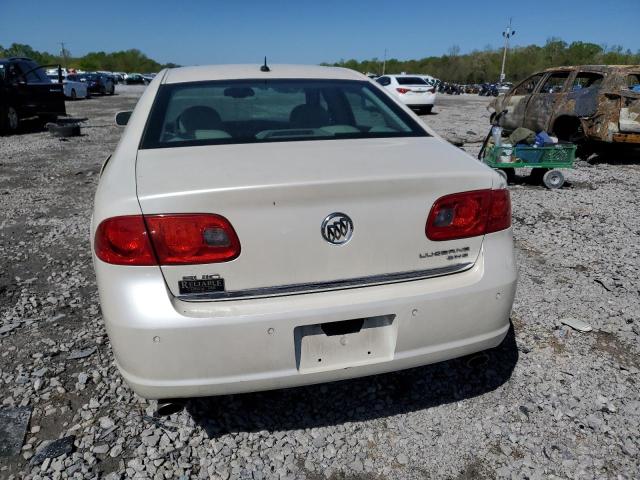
[{"left": 177, "top": 262, "right": 473, "bottom": 302}]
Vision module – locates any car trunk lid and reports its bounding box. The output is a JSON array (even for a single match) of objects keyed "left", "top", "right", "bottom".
[{"left": 136, "top": 136, "right": 493, "bottom": 299}]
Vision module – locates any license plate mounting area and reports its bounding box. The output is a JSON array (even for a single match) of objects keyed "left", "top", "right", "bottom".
[{"left": 294, "top": 314, "right": 397, "bottom": 373}]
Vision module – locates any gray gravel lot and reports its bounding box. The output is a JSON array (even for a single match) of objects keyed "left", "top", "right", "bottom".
[{"left": 1, "top": 87, "right": 639, "bottom": 479}]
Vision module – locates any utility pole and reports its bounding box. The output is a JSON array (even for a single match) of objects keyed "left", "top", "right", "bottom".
[
  {"left": 59, "top": 42, "right": 69, "bottom": 69},
  {"left": 499, "top": 18, "right": 515, "bottom": 83},
  {"left": 382, "top": 48, "right": 387, "bottom": 75}
]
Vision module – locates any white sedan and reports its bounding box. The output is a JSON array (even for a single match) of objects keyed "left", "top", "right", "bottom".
[
  {"left": 376, "top": 74, "right": 437, "bottom": 114},
  {"left": 47, "top": 74, "right": 89, "bottom": 100},
  {"left": 92, "top": 64, "right": 516, "bottom": 413}
]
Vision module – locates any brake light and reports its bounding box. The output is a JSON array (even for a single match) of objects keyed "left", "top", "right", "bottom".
[
  {"left": 486, "top": 189, "right": 511, "bottom": 233},
  {"left": 146, "top": 214, "right": 240, "bottom": 264},
  {"left": 426, "top": 189, "right": 511, "bottom": 241},
  {"left": 94, "top": 215, "right": 156, "bottom": 265},
  {"left": 95, "top": 214, "right": 241, "bottom": 265},
  {"left": 396, "top": 88, "right": 411, "bottom": 94}
]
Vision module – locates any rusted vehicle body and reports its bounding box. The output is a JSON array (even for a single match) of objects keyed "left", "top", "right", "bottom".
[{"left": 489, "top": 65, "right": 640, "bottom": 148}]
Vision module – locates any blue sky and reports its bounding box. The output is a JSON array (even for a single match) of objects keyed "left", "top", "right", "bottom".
[{"left": 1, "top": 0, "right": 638, "bottom": 65}]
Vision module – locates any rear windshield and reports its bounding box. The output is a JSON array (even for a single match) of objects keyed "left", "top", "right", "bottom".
[
  {"left": 396, "top": 77, "right": 427, "bottom": 85},
  {"left": 140, "top": 79, "right": 428, "bottom": 149}
]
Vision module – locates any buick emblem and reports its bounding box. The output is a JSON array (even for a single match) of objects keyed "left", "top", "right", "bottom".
[{"left": 321, "top": 213, "right": 354, "bottom": 245}]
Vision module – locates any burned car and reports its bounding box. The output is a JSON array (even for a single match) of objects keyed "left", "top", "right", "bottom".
[{"left": 489, "top": 65, "right": 640, "bottom": 152}]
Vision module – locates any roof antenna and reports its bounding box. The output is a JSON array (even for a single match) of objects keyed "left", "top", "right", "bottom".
[{"left": 260, "top": 56, "right": 270, "bottom": 72}]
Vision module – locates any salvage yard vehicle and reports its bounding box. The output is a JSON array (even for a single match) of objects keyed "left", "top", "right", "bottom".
[
  {"left": 77, "top": 72, "right": 115, "bottom": 95},
  {"left": 91, "top": 64, "right": 517, "bottom": 410},
  {"left": 47, "top": 73, "right": 90, "bottom": 100},
  {"left": 0, "top": 57, "right": 66, "bottom": 133},
  {"left": 376, "top": 74, "right": 437, "bottom": 114},
  {"left": 125, "top": 73, "right": 148, "bottom": 85},
  {"left": 490, "top": 65, "right": 640, "bottom": 153}
]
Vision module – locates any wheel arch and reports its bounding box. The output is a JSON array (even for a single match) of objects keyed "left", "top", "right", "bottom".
[{"left": 552, "top": 115, "right": 584, "bottom": 142}]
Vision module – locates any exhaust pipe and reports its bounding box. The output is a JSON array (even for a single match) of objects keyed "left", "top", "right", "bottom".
[{"left": 156, "top": 399, "right": 187, "bottom": 416}]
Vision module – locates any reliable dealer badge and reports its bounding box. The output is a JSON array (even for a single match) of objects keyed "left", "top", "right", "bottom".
[{"left": 178, "top": 275, "right": 225, "bottom": 295}]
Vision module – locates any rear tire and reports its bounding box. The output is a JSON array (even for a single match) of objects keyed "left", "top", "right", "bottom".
[
  {"left": 48, "top": 123, "right": 81, "bottom": 137},
  {"left": 109, "top": 84, "right": 115, "bottom": 95},
  {"left": 71, "top": 88, "right": 77, "bottom": 100},
  {"left": 543, "top": 169, "right": 565, "bottom": 189}
]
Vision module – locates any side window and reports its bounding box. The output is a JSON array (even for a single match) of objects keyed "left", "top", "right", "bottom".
[
  {"left": 625, "top": 74, "right": 640, "bottom": 92},
  {"left": 512, "top": 74, "right": 543, "bottom": 95},
  {"left": 376, "top": 76, "right": 391, "bottom": 87},
  {"left": 540, "top": 72, "right": 570, "bottom": 94},
  {"left": 19, "top": 61, "right": 48, "bottom": 83},
  {"left": 572, "top": 72, "right": 604, "bottom": 91},
  {"left": 7, "top": 63, "right": 23, "bottom": 82}
]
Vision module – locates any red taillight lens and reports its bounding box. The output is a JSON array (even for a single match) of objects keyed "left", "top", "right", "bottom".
[
  {"left": 95, "top": 214, "right": 241, "bottom": 265},
  {"left": 396, "top": 88, "right": 411, "bottom": 94},
  {"left": 426, "top": 189, "right": 511, "bottom": 241},
  {"left": 486, "top": 189, "right": 511, "bottom": 233},
  {"left": 94, "top": 215, "right": 156, "bottom": 265},
  {"left": 146, "top": 214, "right": 240, "bottom": 265}
]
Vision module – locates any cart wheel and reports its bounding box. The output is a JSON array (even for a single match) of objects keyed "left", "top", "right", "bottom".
[{"left": 543, "top": 169, "right": 564, "bottom": 189}]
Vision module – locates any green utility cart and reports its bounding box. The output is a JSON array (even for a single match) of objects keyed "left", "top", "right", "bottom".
[{"left": 482, "top": 143, "right": 576, "bottom": 189}]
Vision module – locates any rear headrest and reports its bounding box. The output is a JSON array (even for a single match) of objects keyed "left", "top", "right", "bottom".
[
  {"left": 289, "top": 104, "right": 330, "bottom": 128},
  {"left": 178, "top": 106, "right": 222, "bottom": 133}
]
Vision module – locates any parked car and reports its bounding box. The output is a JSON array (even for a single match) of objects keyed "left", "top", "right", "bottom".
[
  {"left": 496, "top": 82, "right": 513, "bottom": 95},
  {"left": 490, "top": 66, "right": 640, "bottom": 152},
  {"left": 47, "top": 73, "right": 90, "bottom": 100},
  {"left": 112, "top": 72, "right": 126, "bottom": 84},
  {"left": 479, "top": 83, "right": 500, "bottom": 97},
  {"left": 125, "top": 73, "right": 148, "bottom": 85},
  {"left": 92, "top": 64, "right": 516, "bottom": 409},
  {"left": 0, "top": 57, "right": 66, "bottom": 133},
  {"left": 376, "top": 74, "right": 436, "bottom": 114},
  {"left": 77, "top": 72, "right": 115, "bottom": 95}
]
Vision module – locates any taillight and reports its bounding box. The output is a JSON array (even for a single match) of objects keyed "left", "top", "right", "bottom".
[
  {"left": 94, "top": 215, "right": 156, "bottom": 265},
  {"left": 396, "top": 88, "right": 411, "bottom": 94},
  {"left": 426, "top": 189, "right": 511, "bottom": 241},
  {"left": 94, "top": 214, "right": 240, "bottom": 265},
  {"left": 146, "top": 214, "right": 240, "bottom": 265},
  {"left": 486, "top": 189, "right": 511, "bottom": 233}
]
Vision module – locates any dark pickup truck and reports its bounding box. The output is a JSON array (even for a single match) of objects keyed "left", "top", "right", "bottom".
[{"left": 0, "top": 57, "right": 66, "bottom": 134}]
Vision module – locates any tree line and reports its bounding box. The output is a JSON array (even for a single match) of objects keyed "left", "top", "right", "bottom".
[
  {"left": 2, "top": 39, "right": 638, "bottom": 80},
  {"left": 0, "top": 43, "right": 178, "bottom": 72},
  {"left": 324, "top": 38, "right": 640, "bottom": 83}
]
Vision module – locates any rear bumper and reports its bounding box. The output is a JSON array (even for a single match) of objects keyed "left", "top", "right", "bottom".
[
  {"left": 612, "top": 133, "right": 640, "bottom": 144},
  {"left": 397, "top": 92, "right": 436, "bottom": 107},
  {"left": 96, "top": 229, "right": 517, "bottom": 399}
]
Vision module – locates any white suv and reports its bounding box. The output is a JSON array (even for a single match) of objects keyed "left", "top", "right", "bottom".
[{"left": 376, "top": 74, "right": 437, "bottom": 114}]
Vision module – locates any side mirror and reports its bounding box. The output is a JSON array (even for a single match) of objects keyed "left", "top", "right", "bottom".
[{"left": 115, "top": 111, "right": 132, "bottom": 126}]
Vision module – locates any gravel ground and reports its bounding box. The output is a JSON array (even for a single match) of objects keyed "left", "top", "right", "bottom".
[{"left": 1, "top": 87, "right": 639, "bottom": 479}]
